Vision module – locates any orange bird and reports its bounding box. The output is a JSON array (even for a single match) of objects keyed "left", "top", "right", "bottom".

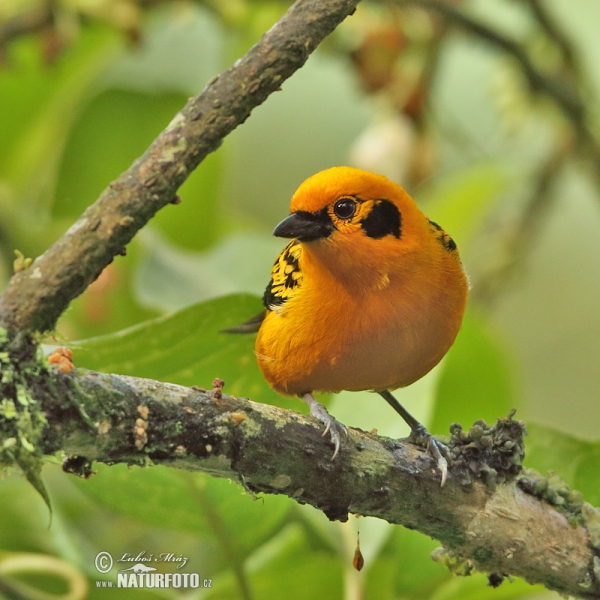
[{"left": 229, "top": 167, "right": 469, "bottom": 484}]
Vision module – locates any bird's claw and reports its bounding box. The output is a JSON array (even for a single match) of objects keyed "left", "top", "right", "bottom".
[
  {"left": 324, "top": 418, "right": 348, "bottom": 460},
  {"left": 409, "top": 425, "right": 449, "bottom": 487},
  {"left": 427, "top": 437, "right": 448, "bottom": 487},
  {"left": 303, "top": 394, "right": 348, "bottom": 460}
]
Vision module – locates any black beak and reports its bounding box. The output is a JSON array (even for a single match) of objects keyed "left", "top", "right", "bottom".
[{"left": 273, "top": 211, "right": 333, "bottom": 242}]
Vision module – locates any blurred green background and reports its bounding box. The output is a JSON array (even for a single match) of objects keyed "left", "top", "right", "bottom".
[{"left": 1, "top": 0, "right": 599, "bottom": 598}]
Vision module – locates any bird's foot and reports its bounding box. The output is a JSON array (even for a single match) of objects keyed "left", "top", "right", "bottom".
[
  {"left": 409, "top": 424, "right": 449, "bottom": 487},
  {"left": 302, "top": 393, "right": 348, "bottom": 460}
]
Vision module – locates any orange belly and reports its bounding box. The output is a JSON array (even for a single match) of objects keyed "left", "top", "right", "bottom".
[{"left": 255, "top": 272, "right": 468, "bottom": 395}]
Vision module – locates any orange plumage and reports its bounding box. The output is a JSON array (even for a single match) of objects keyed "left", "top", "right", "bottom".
[{"left": 256, "top": 167, "right": 468, "bottom": 396}]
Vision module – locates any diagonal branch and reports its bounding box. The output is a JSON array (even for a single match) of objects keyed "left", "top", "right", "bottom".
[
  {"left": 0, "top": 0, "right": 360, "bottom": 336},
  {"left": 527, "top": 0, "right": 580, "bottom": 78},
  {"left": 35, "top": 368, "right": 600, "bottom": 599},
  {"left": 472, "top": 141, "right": 571, "bottom": 306}
]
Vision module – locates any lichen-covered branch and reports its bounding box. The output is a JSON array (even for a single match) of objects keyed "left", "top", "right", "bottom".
[
  {"left": 18, "top": 367, "right": 597, "bottom": 599},
  {"left": 1, "top": 331, "right": 598, "bottom": 596},
  {"left": 0, "top": 0, "right": 360, "bottom": 336}
]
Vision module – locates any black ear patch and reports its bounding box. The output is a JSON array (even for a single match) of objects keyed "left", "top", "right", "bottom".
[{"left": 361, "top": 199, "right": 401, "bottom": 239}]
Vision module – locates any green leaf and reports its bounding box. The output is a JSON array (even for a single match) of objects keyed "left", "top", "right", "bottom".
[
  {"left": 431, "top": 310, "right": 516, "bottom": 435},
  {"left": 1, "top": 26, "right": 121, "bottom": 219},
  {"left": 88, "top": 584, "right": 167, "bottom": 600},
  {"left": 387, "top": 527, "right": 449, "bottom": 599},
  {"left": 73, "top": 465, "right": 290, "bottom": 558},
  {"left": 246, "top": 522, "right": 308, "bottom": 567},
  {"left": 74, "top": 464, "right": 208, "bottom": 533},
  {"left": 249, "top": 555, "right": 343, "bottom": 600},
  {"left": 53, "top": 88, "right": 188, "bottom": 219},
  {"left": 208, "top": 553, "right": 343, "bottom": 600},
  {"left": 71, "top": 293, "right": 294, "bottom": 409},
  {"left": 525, "top": 423, "right": 600, "bottom": 507},
  {"left": 0, "top": 473, "right": 54, "bottom": 552},
  {"left": 364, "top": 556, "right": 399, "bottom": 600},
  {"left": 15, "top": 452, "right": 52, "bottom": 525}
]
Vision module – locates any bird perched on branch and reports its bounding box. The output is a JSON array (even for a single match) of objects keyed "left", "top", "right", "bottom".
[{"left": 227, "top": 167, "right": 469, "bottom": 485}]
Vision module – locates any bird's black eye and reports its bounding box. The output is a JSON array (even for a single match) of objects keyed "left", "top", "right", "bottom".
[{"left": 333, "top": 198, "right": 357, "bottom": 220}]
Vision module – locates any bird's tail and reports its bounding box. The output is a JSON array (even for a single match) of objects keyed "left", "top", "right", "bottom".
[{"left": 221, "top": 311, "right": 266, "bottom": 334}]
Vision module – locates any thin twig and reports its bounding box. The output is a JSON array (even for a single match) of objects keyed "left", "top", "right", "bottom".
[
  {"left": 472, "top": 141, "right": 571, "bottom": 306},
  {"left": 395, "top": 0, "right": 600, "bottom": 170},
  {"left": 527, "top": 0, "right": 580, "bottom": 78},
  {"left": 0, "top": 0, "right": 361, "bottom": 336}
]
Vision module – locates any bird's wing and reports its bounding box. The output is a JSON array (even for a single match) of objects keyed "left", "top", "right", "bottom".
[
  {"left": 427, "top": 219, "right": 460, "bottom": 258},
  {"left": 262, "top": 239, "right": 303, "bottom": 311},
  {"left": 222, "top": 240, "right": 303, "bottom": 334}
]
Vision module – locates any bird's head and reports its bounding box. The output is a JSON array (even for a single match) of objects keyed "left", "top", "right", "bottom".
[
  {"left": 273, "top": 167, "right": 430, "bottom": 261},
  {"left": 274, "top": 166, "right": 413, "bottom": 242}
]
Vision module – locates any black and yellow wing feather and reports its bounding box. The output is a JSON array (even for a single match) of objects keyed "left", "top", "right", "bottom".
[{"left": 223, "top": 240, "right": 303, "bottom": 334}]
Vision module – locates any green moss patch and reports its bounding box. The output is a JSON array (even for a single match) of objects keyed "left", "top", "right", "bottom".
[{"left": 0, "top": 329, "right": 51, "bottom": 512}]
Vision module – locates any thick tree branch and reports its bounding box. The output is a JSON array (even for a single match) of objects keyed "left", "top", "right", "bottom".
[
  {"left": 33, "top": 368, "right": 600, "bottom": 599},
  {"left": 0, "top": 0, "right": 360, "bottom": 336}
]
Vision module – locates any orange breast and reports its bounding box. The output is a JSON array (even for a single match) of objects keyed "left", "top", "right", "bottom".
[{"left": 255, "top": 236, "right": 469, "bottom": 396}]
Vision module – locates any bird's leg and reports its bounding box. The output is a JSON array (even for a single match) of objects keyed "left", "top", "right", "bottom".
[
  {"left": 378, "top": 390, "right": 448, "bottom": 486},
  {"left": 301, "top": 393, "right": 348, "bottom": 460}
]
